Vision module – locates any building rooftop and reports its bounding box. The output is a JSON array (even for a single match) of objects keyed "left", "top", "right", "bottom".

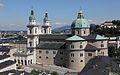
[
  {"left": 0, "top": 55, "right": 10, "bottom": 60},
  {"left": 85, "top": 44, "right": 99, "bottom": 51},
  {"left": 66, "top": 35, "right": 85, "bottom": 41},
  {"left": 79, "top": 56, "right": 119, "bottom": 75},
  {"left": 37, "top": 42, "right": 66, "bottom": 49},
  {"left": 39, "top": 34, "right": 108, "bottom": 41},
  {"left": 0, "top": 60, "right": 15, "bottom": 70}
]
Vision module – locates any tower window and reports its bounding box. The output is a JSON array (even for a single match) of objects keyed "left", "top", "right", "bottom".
[
  {"left": 46, "top": 57, "right": 48, "bottom": 59},
  {"left": 80, "top": 53, "right": 83, "bottom": 57},
  {"left": 71, "top": 60, "right": 74, "bottom": 62},
  {"left": 101, "top": 44, "right": 104, "bottom": 47},
  {"left": 77, "top": 30, "right": 79, "bottom": 34},
  {"left": 88, "top": 53, "right": 92, "bottom": 56},
  {"left": 25, "top": 60, "right": 27, "bottom": 65},
  {"left": 80, "top": 60, "right": 83, "bottom": 62},
  {"left": 71, "top": 45, "right": 74, "bottom": 49},
  {"left": 39, "top": 56, "right": 41, "bottom": 58},
  {"left": 80, "top": 45, "right": 83, "bottom": 48},
  {"left": 29, "top": 29, "right": 32, "bottom": 34},
  {"left": 84, "top": 31, "right": 85, "bottom": 34},
  {"left": 53, "top": 57, "right": 55, "bottom": 59},
  {"left": 44, "top": 29, "right": 46, "bottom": 33},
  {"left": 29, "top": 42, "right": 32, "bottom": 46},
  {"left": 53, "top": 51, "right": 56, "bottom": 54},
  {"left": 35, "top": 28, "right": 37, "bottom": 33},
  {"left": 39, "top": 51, "right": 42, "bottom": 53},
  {"left": 71, "top": 53, "right": 74, "bottom": 57},
  {"left": 46, "top": 51, "right": 49, "bottom": 54}
]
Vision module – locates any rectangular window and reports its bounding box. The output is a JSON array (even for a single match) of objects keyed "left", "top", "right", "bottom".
[
  {"left": 71, "top": 45, "right": 74, "bottom": 49},
  {"left": 80, "top": 53, "right": 83, "bottom": 57},
  {"left": 101, "top": 44, "right": 104, "bottom": 47},
  {"left": 80, "top": 45, "right": 83, "bottom": 48},
  {"left": 39, "top": 51, "right": 42, "bottom": 53},
  {"left": 60, "top": 52, "right": 63, "bottom": 54},
  {"left": 71, "top": 53, "right": 74, "bottom": 57},
  {"left": 53, "top": 51, "right": 56, "bottom": 54},
  {"left": 88, "top": 53, "right": 92, "bottom": 56}
]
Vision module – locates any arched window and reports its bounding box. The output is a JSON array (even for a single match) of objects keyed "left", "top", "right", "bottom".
[
  {"left": 31, "top": 59, "right": 32, "bottom": 64},
  {"left": 35, "top": 28, "right": 37, "bottom": 33},
  {"left": 18, "top": 59, "right": 20, "bottom": 64},
  {"left": 25, "top": 60, "right": 27, "bottom": 65},
  {"left": 84, "top": 31, "right": 85, "bottom": 34},
  {"left": 29, "top": 29, "right": 32, "bottom": 34},
  {"left": 21, "top": 60, "right": 23, "bottom": 65},
  {"left": 71, "top": 60, "right": 74, "bottom": 62},
  {"left": 29, "top": 42, "right": 32, "bottom": 46}
]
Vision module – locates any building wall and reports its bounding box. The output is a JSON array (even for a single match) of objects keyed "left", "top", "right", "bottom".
[
  {"left": 10, "top": 43, "right": 26, "bottom": 53},
  {"left": 89, "top": 40, "right": 108, "bottom": 49},
  {"left": 85, "top": 51, "right": 95, "bottom": 64},
  {"left": 14, "top": 55, "right": 34, "bottom": 67},
  {"left": 67, "top": 50, "right": 85, "bottom": 71},
  {"left": 72, "top": 28, "right": 90, "bottom": 36},
  {"left": 66, "top": 41, "right": 87, "bottom": 71},
  {"left": 36, "top": 49, "right": 65, "bottom": 66}
]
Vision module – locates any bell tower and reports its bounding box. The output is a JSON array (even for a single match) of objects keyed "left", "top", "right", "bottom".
[
  {"left": 27, "top": 9, "right": 39, "bottom": 64},
  {"left": 27, "top": 9, "right": 39, "bottom": 48},
  {"left": 42, "top": 11, "right": 52, "bottom": 34}
]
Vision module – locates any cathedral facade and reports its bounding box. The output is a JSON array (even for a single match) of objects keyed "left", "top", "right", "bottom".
[{"left": 27, "top": 9, "right": 108, "bottom": 71}]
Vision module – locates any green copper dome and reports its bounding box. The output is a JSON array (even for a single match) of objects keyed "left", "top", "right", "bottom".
[
  {"left": 71, "top": 10, "right": 90, "bottom": 29},
  {"left": 29, "top": 10, "right": 36, "bottom": 21}
]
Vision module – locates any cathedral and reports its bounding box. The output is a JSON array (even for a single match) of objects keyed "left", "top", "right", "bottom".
[{"left": 26, "top": 9, "right": 108, "bottom": 71}]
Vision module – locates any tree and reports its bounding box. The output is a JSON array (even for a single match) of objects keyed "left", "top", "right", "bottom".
[
  {"left": 31, "top": 69, "right": 39, "bottom": 75},
  {"left": 51, "top": 71, "right": 59, "bottom": 75},
  {"left": 108, "top": 46, "right": 116, "bottom": 57}
]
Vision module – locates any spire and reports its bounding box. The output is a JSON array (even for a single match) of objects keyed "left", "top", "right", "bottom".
[
  {"left": 31, "top": 10, "right": 34, "bottom": 15},
  {"left": 45, "top": 10, "right": 48, "bottom": 18},
  {"left": 77, "top": 9, "right": 84, "bottom": 19},
  {"left": 29, "top": 9, "right": 36, "bottom": 22}
]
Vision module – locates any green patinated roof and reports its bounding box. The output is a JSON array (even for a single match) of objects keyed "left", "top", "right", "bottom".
[
  {"left": 66, "top": 35, "right": 85, "bottom": 41},
  {"left": 71, "top": 10, "right": 90, "bottom": 29},
  {"left": 96, "top": 35, "right": 108, "bottom": 40},
  {"left": 71, "top": 19, "right": 89, "bottom": 28}
]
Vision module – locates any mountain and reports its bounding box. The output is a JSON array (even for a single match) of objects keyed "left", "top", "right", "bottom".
[
  {"left": 53, "top": 25, "right": 71, "bottom": 32},
  {"left": 53, "top": 24, "right": 96, "bottom": 32}
]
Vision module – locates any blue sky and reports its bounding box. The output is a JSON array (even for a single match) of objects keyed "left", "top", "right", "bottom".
[{"left": 0, "top": 0, "right": 120, "bottom": 30}]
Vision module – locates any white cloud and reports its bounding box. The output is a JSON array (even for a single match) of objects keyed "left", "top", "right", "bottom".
[{"left": 0, "top": 3, "right": 4, "bottom": 7}]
